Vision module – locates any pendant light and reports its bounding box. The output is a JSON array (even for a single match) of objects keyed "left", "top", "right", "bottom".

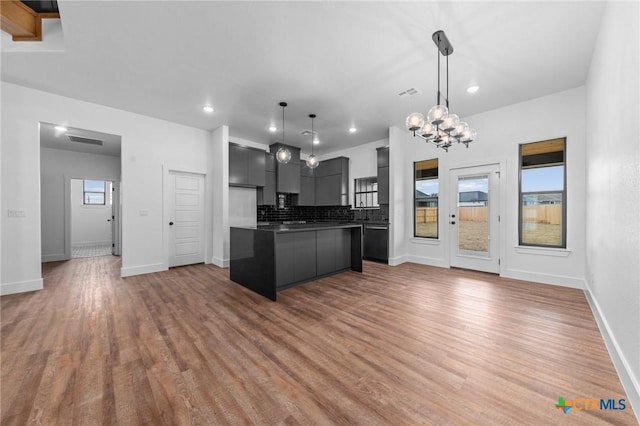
[
  {"left": 406, "top": 30, "right": 476, "bottom": 152},
  {"left": 275, "top": 102, "right": 291, "bottom": 164},
  {"left": 306, "top": 114, "right": 319, "bottom": 169}
]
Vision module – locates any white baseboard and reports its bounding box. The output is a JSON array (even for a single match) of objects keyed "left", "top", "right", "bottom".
[
  {"left": 42, "top": 253, "right": 68, "bottom": 262},
  {"left": 501, "top": 268, "right": 584, "bottom": 289},
  {"left": 584, "top": 285, "right": 640, "bottom": 422},
  {"left": 211, "top": 256, "right": 229, "bottom": 268},
  {"left": 406, "top": 255, "right": 449, "bottom": 269},
  {"left": 72, "top": 240, "right": 111, "bottom": 247},
  {"left": 120, "top": 263, "right": 166, "bottom": 277},
  {"left": 388, "top": 255, "right": 408, "bottom": 266},
  {"left": 0, "top": 278, "right": 44, "bottom": 295}
]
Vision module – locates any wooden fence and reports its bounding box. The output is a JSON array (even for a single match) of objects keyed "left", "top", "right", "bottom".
[{"left": 416, "top": 205, "right": 562, "bottom": 224}]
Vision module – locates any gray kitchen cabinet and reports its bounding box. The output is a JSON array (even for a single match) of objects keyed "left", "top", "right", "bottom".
[
  {"left": 293, "top": 231, "right": 317, "bottom": 282},
  {"left": 275, "top": 231, "right": 317, "bottom": 287},
  {"left": 229, "top": 143, "right": 266, "bottom": 187},
  {"left": 377, "top": 146, "right": 390, "bottom": 205},
  {"left": 269, "top": 143, "right": 301, "bottom": 194},
  {"left": 275, "top": 233, "right": 295, "bottom": 287},
  {"left": 258, "top": 154, "right": 277, "bottom": 205},
  {"left": 317, "top": 229, "right": 352, "bottom": 275},
  {"left": 298, "top": 173, "right": 315, "bottom": 205},
  {"left": 314, "top": 157, "right": 349, "bottom": 206}
]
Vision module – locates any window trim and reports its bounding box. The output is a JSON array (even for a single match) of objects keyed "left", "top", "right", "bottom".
[
  {"left": 518, "top": 138, "right": 567, "bottom": 248},
  {"left": 353, "top": 176, "right": 378, "bottom": 209},
  {"left": 414, "top": 159, "right": 439, "bottom": 239},
  {"left": 83, "top": 179, "right": 106, "bottom": 206}
]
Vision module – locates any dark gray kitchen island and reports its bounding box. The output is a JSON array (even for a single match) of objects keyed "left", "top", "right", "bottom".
[{"left": 230, "top": 222, "right": 363, "bottom": 300}]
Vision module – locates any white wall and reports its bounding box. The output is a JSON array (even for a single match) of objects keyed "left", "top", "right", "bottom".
[
  {"left": 70, "top": 179, "right": 112, "bottom": 246},
  {"left": 390, "top": 87, "right": 587, "bottom": 288},
  {"left": 211, "top": 126, "right": 229, "bottom": 267},
  {"left": 585, "top": 1, "right": 639, "bottom": 417},
  {"left": 40, "top": 148, "right": 121, "bottom": 261},
  {"left": 1, "top": 82, "right": 213, "bottom": 294}
]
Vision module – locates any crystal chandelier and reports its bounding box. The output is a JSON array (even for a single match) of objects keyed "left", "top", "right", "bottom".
[
  {"left": 406, "top": 30, "right": 477, "bottom": 152},
  {"left": 306, "top": 114, "right": 319, "bottom": 169},
  {"left": 275, "top": 102, "right": 291, "bottom": 163}
]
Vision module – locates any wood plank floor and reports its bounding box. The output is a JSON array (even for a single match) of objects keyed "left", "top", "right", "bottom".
[{"left": 1, "top": 257, "right": 636, "bottom": 425}]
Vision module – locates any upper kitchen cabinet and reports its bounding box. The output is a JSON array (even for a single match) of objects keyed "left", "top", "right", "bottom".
[
  {"left": 269, "top": 143, "right": 301, "bottom": 194},
  {"left": 297, "top": 165, "right": 316, "bottom": 206},
  {"left": 257, "top": 153, "right": 277, "bottom": 205},
  {"left": 377, "top": 146, "right": 389, "bottom": 205},
  {"left": 315, "top": 157, "right": 349, "bottom": 206},
  {"left": 229, "top": 143, "right": 266, "bottom": 187}
]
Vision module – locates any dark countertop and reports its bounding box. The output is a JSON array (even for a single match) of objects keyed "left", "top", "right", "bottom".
[{"left": 234, "top": 222, "right": 364, "bottom": 233}]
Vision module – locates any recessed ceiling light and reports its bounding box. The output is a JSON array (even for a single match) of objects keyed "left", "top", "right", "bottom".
[
  {"left": 349, "top": 127, "right": 357, "bottom": 133},
  {"left": 269, "top": 125, "right": 277, "bottom": 132},
  {"left": 466, "top": 85, "right": 479, "bottom": 94},
  {"left": 202, "top": 105, "right": 214, "bottom": 113},
  {"left": 54, "top": 125, "right": 68, "bottom": 132}
]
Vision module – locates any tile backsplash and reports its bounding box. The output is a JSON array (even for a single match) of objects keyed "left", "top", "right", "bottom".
[{"left": 258, "top": 194, "right": 389, "bottom": 223}]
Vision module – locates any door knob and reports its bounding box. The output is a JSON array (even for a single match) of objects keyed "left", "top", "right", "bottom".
[
  {"left": 451, "top": 214, "right": 456, "bottom": 218},
  {"left": 107, "top": 219, "right": 112, "bottom": 222},
  {"left": 450, "top": 221, "right": 456, "bottom": 225},
  {"left": 169, "top": 221, "right": 174, "bottom": 226}
]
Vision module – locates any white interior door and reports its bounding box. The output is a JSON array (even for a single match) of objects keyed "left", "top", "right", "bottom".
[
  {"left": 449, "top": 164, "right": 500, "bottom": 273},
  {"left": 168, "top": 172, "right": 205, "bottom": 267}
]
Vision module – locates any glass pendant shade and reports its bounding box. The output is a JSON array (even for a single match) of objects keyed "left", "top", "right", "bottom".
[
  {"left": 420, "top": 122, "right": 435, "bottom": 138},
  {"left": 427, "top": 104, "right": 448, "bottom": 125},
  {"left": 441, "top": 113, "right": 459, "bottom": 133},
  {"left": 460, "top": 128, "right": 477, "bottom": 143},
  {"left": 453, "top": 121, "right": 469, "bottom": 138},
  {"left": 306, "top": 154, "right": 319, "bottom": 169},
  {"left": 276, "top": 147, "right": 291, "bottom": 164},
  {"left": 406, "top": 113, "right": 425, "bottom": 131}
]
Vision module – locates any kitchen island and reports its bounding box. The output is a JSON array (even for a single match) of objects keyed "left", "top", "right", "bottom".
[{"left": 230, "top": 222, "right": 363, "bottom": 300}]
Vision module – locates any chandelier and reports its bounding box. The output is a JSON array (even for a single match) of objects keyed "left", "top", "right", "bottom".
[
  {"left": 306, "top": 114, "right": 319, "bottom": 169},
  {"left": 406, "top": 30, "right": 476, "bottom": 152},
  {"left": 275, "top": 102, "right": 292, "bottom": 163}
]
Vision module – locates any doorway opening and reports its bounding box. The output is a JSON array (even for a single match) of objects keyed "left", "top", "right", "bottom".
[
  {"left": 70, "top": 178, "right": 118, "bottom": 258},
  {"left": 39, "top": 122, "right": 122, "bottom": 263}
]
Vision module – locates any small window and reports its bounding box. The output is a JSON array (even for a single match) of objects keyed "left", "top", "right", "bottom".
[
  {"left": 519, "top": 138, "right": 566, "bottom": 247},
  {"left": 83, "top": 180, "right": 106, "bottom": 205},
  {"left": 414, "top": 159, "right": 439, "bottom": 238},
  {"left": 354, "top": 177, "right": 378, "bottom": 208}
]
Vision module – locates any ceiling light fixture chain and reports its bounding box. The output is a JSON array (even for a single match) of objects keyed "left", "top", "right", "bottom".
[
  {"left": 306, "top": 114, "right": 319, "bottom": 169},
  {"left": 406, "top": 30, "right": 476, "bottom": 152}
]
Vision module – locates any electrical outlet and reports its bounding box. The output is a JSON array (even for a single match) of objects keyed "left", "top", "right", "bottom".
[{"left": 7, "top": 209, "right": 26, "bottom": 218}]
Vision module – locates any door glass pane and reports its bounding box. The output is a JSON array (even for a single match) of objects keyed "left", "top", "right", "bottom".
[{"left": 457, "top": 175, "right": 489, "bottom": 256}]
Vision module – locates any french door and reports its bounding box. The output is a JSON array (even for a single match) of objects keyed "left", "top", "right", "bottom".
[{"left": 449, "top": 164, "right": 500, "bottom": 273}]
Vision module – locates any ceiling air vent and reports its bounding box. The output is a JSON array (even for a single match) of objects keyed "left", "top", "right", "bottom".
[
  {"left": 398, "top": 87, "right": 421, "bottom": 97},
  {"left": 67, "top": 134, "right": 104, "bottom": 146}
]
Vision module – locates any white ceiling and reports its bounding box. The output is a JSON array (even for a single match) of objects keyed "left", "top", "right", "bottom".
[
  {"left": 2, "top": 1, "right": 605, "bottom": 156},
  {"left": 40, "top": 122, "right": 122, "bottom": 157}
]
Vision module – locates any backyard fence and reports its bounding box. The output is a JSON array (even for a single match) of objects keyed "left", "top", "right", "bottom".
[{"left": 416, "top": 205, "right": 562, "bottom": 224}]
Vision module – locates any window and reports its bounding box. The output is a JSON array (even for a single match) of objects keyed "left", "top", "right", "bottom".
[
  {"left": 414, "top": 159, "right": 439, "bottom": 238},
  {"left": 83, "top": 180, "right": 106, "bottom": 205},
  {"left": 519, "top": 138, "right": 566, "bottom": 247},
  {"left": 354, "top": 177, "right": 378, "bottom": 208}
]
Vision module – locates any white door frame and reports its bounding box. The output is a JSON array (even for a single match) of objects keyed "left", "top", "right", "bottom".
[
  {"left": 445, "top": 159, "right": 506, "bottom": 274},
  {"left": 64, "top": 174, "right": 121, "bottom": 260},
  {"left": 162, "top": 165, "right": 207, "bottom": 269}
]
